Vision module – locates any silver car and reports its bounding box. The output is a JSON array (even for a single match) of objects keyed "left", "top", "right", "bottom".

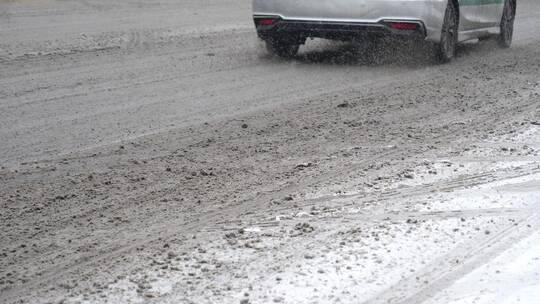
[{"left": 252, "top": 0, "right": 516, "bottom": 62}]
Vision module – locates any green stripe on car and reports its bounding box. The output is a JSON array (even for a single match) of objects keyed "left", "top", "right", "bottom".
[{"left": 460, "top": 0, "right": 504, "bottom": 6}]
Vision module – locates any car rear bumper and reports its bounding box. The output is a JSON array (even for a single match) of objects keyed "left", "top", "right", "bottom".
[
  {"left": 252, "top": 0, "right": 447, "bottom": 42},
  {"left": 254, "top": 16, "right": 427, "bottom": 41}
]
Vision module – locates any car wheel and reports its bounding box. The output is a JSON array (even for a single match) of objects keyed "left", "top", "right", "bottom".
[
  {"left": 435, "top": 0, "right": 458, "bottom": 63},
  {"left": 265, "top": 38, "right": 300, "bottom": 59},
  {"left": 498, "top": 0, "right": 515, "bottom": 48}
]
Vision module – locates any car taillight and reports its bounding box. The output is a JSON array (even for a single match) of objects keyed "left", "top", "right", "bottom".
[
  {"left": 388, "top": 22, "right": 419, "bottom": 30},
  {"left": 256, "top": 18, "right": 278, "bottom": 26}
]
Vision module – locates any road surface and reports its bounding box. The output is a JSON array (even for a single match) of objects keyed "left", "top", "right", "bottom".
[{"left": 1, "top": 1, "right": 540, "bottom": 303}]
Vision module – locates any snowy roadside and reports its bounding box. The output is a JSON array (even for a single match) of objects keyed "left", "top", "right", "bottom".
[
  {"left": 425, "top": 229, "right": 540, "bottom": 304},
  {"left": 64, "top": 125, "right": 540, "bottom": 304}
]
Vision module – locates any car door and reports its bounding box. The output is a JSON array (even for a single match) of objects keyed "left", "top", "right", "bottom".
[
  {"left": 459, "top": 0, "right": 504, "bottom": 30},
  {"left": 482, "top": 0, "right": 505, "bottom": 27}
]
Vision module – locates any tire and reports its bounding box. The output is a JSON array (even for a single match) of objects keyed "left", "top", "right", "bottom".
[
  {"left": 265, "top": 38, "right": 300, "bottom": 59},
  {"left": 435, "top": 1, "right": 459, "bottom": 63},
  {"left": 497, "top": 0, "right": 515, "bottom": 48}
]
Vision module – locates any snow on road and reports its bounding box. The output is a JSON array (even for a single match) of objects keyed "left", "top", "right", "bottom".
[
  {"left": 60, "top": 127, "right": 540, "bottom": 304},
  {"left": 427, "top": 230, "right": 540, "bottom": 304},
  {"left": 1, "top": 1, "right": 540, "bottom": 304}
]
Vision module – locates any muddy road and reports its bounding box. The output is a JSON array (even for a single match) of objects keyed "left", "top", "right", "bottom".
[{"left": 1, "top": 1, "right": 540, "bottom": 303}]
